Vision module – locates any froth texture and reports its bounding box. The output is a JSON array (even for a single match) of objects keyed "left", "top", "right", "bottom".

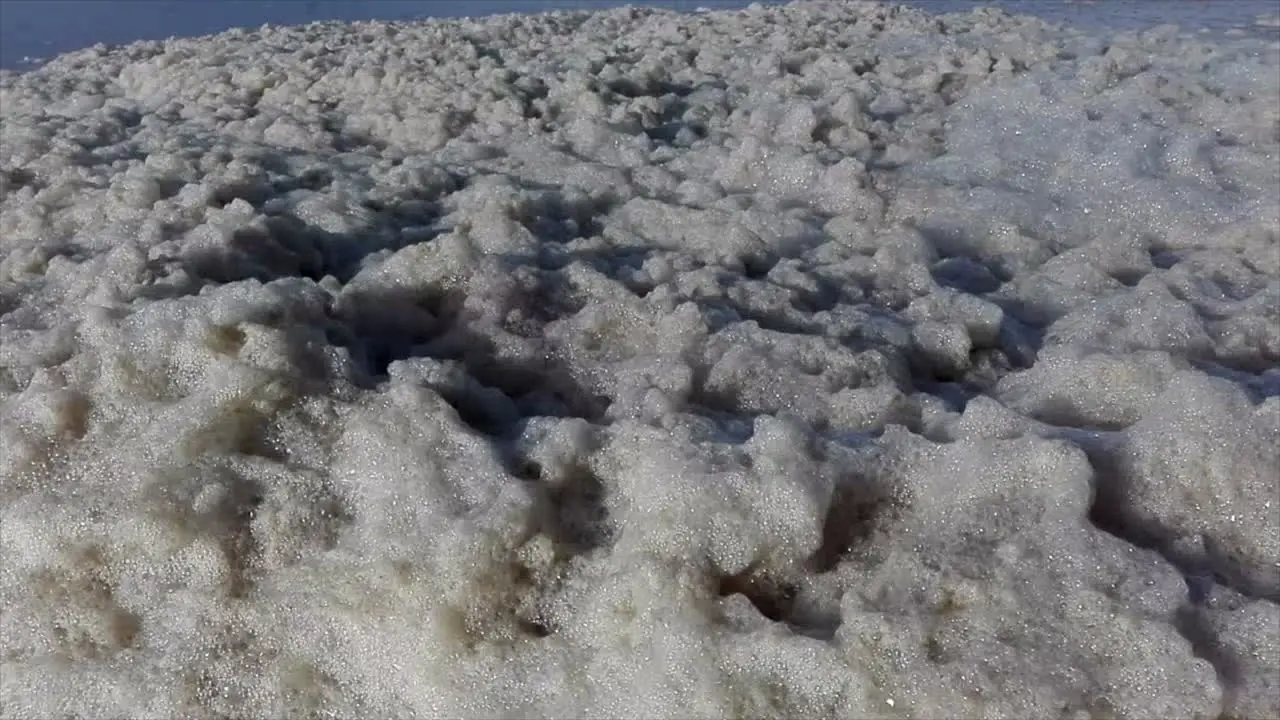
[{"left": 1, "top": 1, "right": 1277, "bottom": 718}]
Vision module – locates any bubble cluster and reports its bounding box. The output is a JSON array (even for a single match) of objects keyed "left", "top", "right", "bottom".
[{"left": 1, "top": 2, "right": 1277, "bottom": 717}]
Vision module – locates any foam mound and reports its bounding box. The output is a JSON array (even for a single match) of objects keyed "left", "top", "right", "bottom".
[{"left": 1, "top": 2, "right": 1277, "bottom": 717}]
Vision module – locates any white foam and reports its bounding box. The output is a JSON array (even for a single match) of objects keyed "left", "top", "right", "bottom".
[{"left": 1, "top": 1, "right": 1277, "bottom": 717}]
